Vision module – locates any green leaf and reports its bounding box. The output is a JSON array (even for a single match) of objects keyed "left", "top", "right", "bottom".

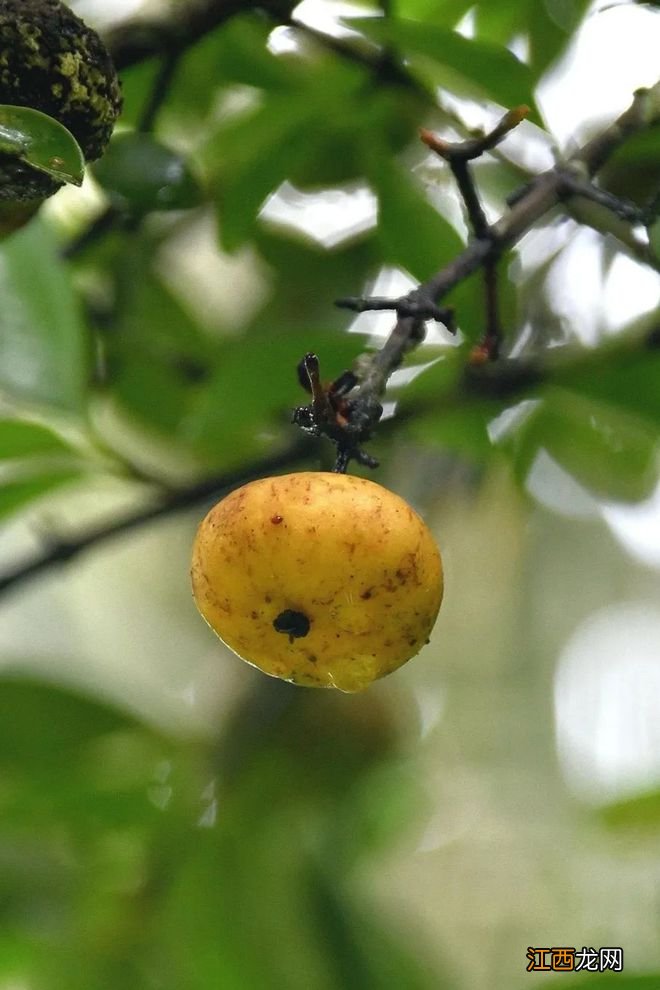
[
  {"left": 474, "top": 0, "right": 590, "bottom": 76},
  {"left": 353, "top": 17, "right": 539, "bottom": 118},
  {"left": 0, "top": 472, "right": 80, "bottom": 522},
  {"left": 108, "top": 266, "right": 217, "bottom": 444},
  {"left": 397, "top": 352, "right": 463, "bottom": 403},
  {"left": 600, "top": 789, "right": 660, "bottom": 831},
  {"left": 397, "top": 0, "right": 474, "bottom": 26},
  {"left": 183, "top": 329, "right": 368, "bottom": 460},
  {"left": 0, "top": 419, "right": 72, "bottom": 458},
  {"left": 288, "top": 88, "right": 426, "bottom": 189},
  {"left": 200, "top": 14, "right": 299, "bottom": 92},
  {"left": 203, "top": 92, "right": 321, "bottom": 251},
  {"left": 648, "top": 216, "right": 660, "bottom": 264},
  {"left": 527, "top": 0, "right": 590, "bottom": 76},
  {"left": 557, "top": 346, "right": 660, "bottom": 426},
  {"left": 475, "top": 1, "right": 533, "bottom": 45},
  {"left": 509, "top": 388, "right": 659, "bottom": 502},
  {"left": 203, "top": 63, "right": 369, "bottom": 251},
  {"left": 599, "top": 125, "right": 660, "bottom": 204},
  {"left": 409, "top": 403, "right": 497, "bottom": 460},
  {"left": 0, "top": 105, "right": 84, "bottom": 186},
  {"left": 365, "top": 152, "right": 464, "bottom": 281},
  {"left": 0, "top": 676, "right": 132, "bottom": 767},
  {"left": 93, "top": 133, "right": 204, "bottom": 213},
  {"left": 0, "top": 219, "right": 88, "bottom": 411}
]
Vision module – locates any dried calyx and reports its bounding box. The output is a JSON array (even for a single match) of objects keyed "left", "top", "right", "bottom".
[{"left": 0, "top": 0, "right": 121, "bottom": 201}]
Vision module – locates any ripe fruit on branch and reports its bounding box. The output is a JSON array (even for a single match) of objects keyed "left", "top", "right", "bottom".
[
  {"left": 191, "top": 472, "right": 443, "bottom": 693},
  {"left": 0, "top": 0, "right": 121, "bottom": 210}
]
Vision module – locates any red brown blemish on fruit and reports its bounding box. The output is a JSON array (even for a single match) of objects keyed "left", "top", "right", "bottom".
[{"left": 271, "top": 514, "right": 283, "bottom": 524}]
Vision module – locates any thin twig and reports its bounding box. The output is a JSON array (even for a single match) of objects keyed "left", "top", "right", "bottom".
[
  {"left": 335, "top": 295, "right": 454, "bottom": 328},
  {"left": 418, "top": 110, "right": 531, "bottom": 362},
  {"left": 137, "top": 50, "right": 182, "bottom": 133},
  {"left": 61, "top": 205, "right": 119, "bottom": 260},
  {"left": 557, "top": 168, "right": 645, "bottom": 223}
]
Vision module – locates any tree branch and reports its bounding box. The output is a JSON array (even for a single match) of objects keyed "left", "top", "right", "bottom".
[
  {"left": 353, "top": 81, "right": 660, "bottom": 405},
  {"left": 0, "top": 441, "right": 311, "bottom": 597}
]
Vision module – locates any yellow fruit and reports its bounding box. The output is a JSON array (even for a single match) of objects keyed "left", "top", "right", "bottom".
[{"left": 191, "top": 472, "right": 443, "bottom": 693}]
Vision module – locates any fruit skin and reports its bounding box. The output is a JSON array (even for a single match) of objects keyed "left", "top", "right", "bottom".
[
  {"left": 0, "top": 0, "right": 121, "bottom": 201},
  {"left": 191, "top": 472, "right": 443, "bottom": 693}
]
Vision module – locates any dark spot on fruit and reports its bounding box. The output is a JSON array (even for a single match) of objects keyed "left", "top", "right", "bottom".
[
  {"left": 265, "top": 595, "right": 272, "bottom": 603},
  {"left": 307, "top": 653, "right": 317, "bottom": 663},
  {"left": 271, "top": 514, "right": 283, "bottom": 524},
  {"left": 408, "top": 637, "right": 417, "bottom": 647},
  {"left": 360, "top": 589, "right": 373, "bottom": 600},
  {"left": 273, "top": 609, "right": 311, "bottom": 643},
  {"left": 250, "top": 610, "right": 258, "bottom": 620},
  {"left": 396, "top": 568, "right": 407, "bottom": 583}
]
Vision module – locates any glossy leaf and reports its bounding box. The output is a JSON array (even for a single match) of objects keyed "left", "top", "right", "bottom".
[
  {"left": 509, "top": 388, "right": 659, "bottom": 502},
  {"left": 0, "top": 220, "right": 88, "bottom": 411},
  {"left": 526, "top": 0, "right": 591, "bottom": 76},
  {"left": 203, "top": 87, "right": 366, "bottom": 251},
  {"left": 202, "top": 62, "right": 369, "bottom": 251},
  {"left": 474, "top": 0, "right": 591, "bottom": 76},
  {"left": 353, "top": 17, "right": 539, "bottom": 118},
  {"left": 0, "top": 419, "right": 72, "bottom": 458},
  {"left": 556, "top": 347, "right": 660, "bottom": 426},
  {"left": 0, "top": 105, "right": 84, "bottom": 186},
  {"left": 365, "top": 151, "right": 464, "bottom": 281},
  {"left": 93, "top": 132, "right": 203, "bottom": 212},
  {"left": 203, "top": 93, "right": 322, "bottom": 251}
]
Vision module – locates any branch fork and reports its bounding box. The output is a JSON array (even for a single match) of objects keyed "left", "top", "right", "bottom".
[{"left": 293, "top": 84, "right": 660, "bottom": 470}]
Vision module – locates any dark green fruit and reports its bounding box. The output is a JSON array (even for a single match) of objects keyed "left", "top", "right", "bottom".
[
  {"left": 0, "top": 0, "right": 121, "bottom": 202},
  {"left": 93, "top": 133, "right": 203, "bottom": 214}
]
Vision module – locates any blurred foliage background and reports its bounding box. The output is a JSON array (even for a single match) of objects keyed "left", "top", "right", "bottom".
[{"left": 0, "top": 0, "right": 660, "bottom": 988}]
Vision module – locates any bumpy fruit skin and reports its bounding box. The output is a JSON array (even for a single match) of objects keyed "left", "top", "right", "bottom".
[
  {"left": 191, "top": 472, "right": 443, "bottom": 693},
  {"left": 0, "top": 0, "right": 121, "bottom": 201}
]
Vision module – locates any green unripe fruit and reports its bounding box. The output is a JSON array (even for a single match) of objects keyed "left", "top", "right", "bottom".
[{"left": 0, "top": 0, "right": 121, "bottom": 202}]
